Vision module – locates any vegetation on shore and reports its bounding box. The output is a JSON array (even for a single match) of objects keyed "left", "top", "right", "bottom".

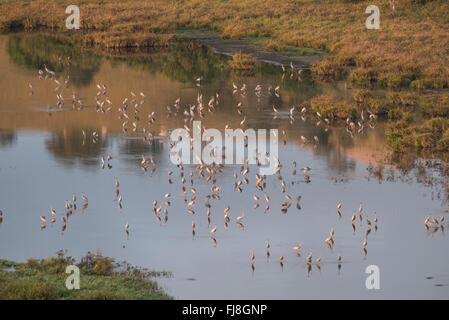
[
  {"left": 0, "top": 251, "right": 172, "bottom": 300},
  {"left": 387, "top": 117, "right": 449, "bottom": 153},
  {"left": 0, "top": 0, "right": 447, "bottom": 88},
  {"left": 307, "top": 89, "right": 449, "bottom": 154}
]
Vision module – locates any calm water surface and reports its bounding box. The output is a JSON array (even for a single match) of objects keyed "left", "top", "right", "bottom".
[{"left": 0, "top": 34, "right": 448, "bottom": 299}]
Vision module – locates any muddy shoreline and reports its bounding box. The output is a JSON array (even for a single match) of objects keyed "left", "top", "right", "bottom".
[{"left": 178, "top": 30, "right": 322, "bottom": 69}]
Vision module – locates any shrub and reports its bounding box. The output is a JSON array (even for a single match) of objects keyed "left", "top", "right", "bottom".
[
  {"left": 350, "top": 68, "right": 377, "bottom": 88},
  {"left": 78, "top": 252, "right": 115, "bottom": 276},
  {"left": 378, "top": 73, "right": 413, "bottom": 90},
  {"left": 420, "top": 95, "right": 449, "bottom": 118},
  {"left": 310, "top": 95, "right": 357, "bottom": 119},
  {"left": 311, "top": 58, "right": 346, "bottom": 81}
]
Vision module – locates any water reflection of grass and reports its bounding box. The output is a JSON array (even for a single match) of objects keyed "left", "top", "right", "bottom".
[
  {"left": 44, "top": 129, "right": 108, "bottom": 168},
  {"left": 6, "top": 34, "right": 232, "bottom": 86},
  {"left": 229, "top": 52, "right": 258, "bottom": 74},
  {"left": 0, "top": 251, "right": 172, "bottom": 300},
  {"left": 5, "top": 32, "right": 448, "bottom": 160},
  {"left": 5, "top": 33, "right": 319, "bottom": 96},
  {"left": 105, "top": 42, "right": 229, "bottom": 85},
  {"left": 6, "top": 34, "right": 101, "bottom": 86},
  {"left": 6, "top": 34, "right": 230, "bottom": 85},
  {"left": 0, "top": 130, "right": 17, "bottom": 148}
]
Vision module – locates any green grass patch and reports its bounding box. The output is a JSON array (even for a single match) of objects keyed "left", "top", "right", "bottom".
[
  {"left": 0, "top": 252, "right": 172, "bottom": 300},
  {"left": 420, "top": 94, "right": 449, "bottom": 118},
  {"left": 309, "top": 94, "right": 357, "bottom": 119},
  {"left": 386, "top": 117, "right": 449, "bottom": 153}
]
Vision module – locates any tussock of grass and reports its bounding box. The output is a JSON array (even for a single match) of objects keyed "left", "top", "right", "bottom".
[
  {"left": 353, "top": 89, "right": 371, "bottom": 105},
  {"left": 419, "top": 94, "right": 449, "bottom": 118},
  {"left": 309, "top": 94, "right": 358, "bottom": 120},
  {"left": 387, "top": 117, "right": 449, "bottom": 153},
  {"left": 0, "top": 251, "right": 172, "bottom": 300},
  {"left": 311, "top": 58, "right": 346, "bottom": 81},
  {"left": 263, "top": 39, "right": 286, "bottom": 52},
  {"left": 229, "top": 52, "right": 258, "bottom": 73}
]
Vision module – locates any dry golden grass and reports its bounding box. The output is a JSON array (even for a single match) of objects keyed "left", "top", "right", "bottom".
[{"left": 0, "top": 0, "right": 448, "bottom": 88}]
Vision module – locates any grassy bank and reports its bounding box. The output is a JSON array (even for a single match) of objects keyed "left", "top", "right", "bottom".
[
  {"left": 0, "top": 252, "right": 172, "bottom": 299},
  {"left": 0, "top": 0, "right": 448, "bottom": 88}
]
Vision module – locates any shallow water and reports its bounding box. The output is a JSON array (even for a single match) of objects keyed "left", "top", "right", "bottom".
[{"left": 0, "top": 34, "right": 448, "bottom": 299}]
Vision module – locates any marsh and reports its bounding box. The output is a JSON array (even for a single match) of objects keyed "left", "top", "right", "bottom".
[{"left": 0, "top": 34, "right": 448, "bottom": 299}]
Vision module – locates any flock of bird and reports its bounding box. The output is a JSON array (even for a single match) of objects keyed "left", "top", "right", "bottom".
[
  {"left": 1, "top": 56, "right": 446, "bottom": 278},
  {"left": 38, "top": 193, "right": 88, "bottom": 231},
  {"left": 424, "top": 214, "right": 447, "bottom": 235}
]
